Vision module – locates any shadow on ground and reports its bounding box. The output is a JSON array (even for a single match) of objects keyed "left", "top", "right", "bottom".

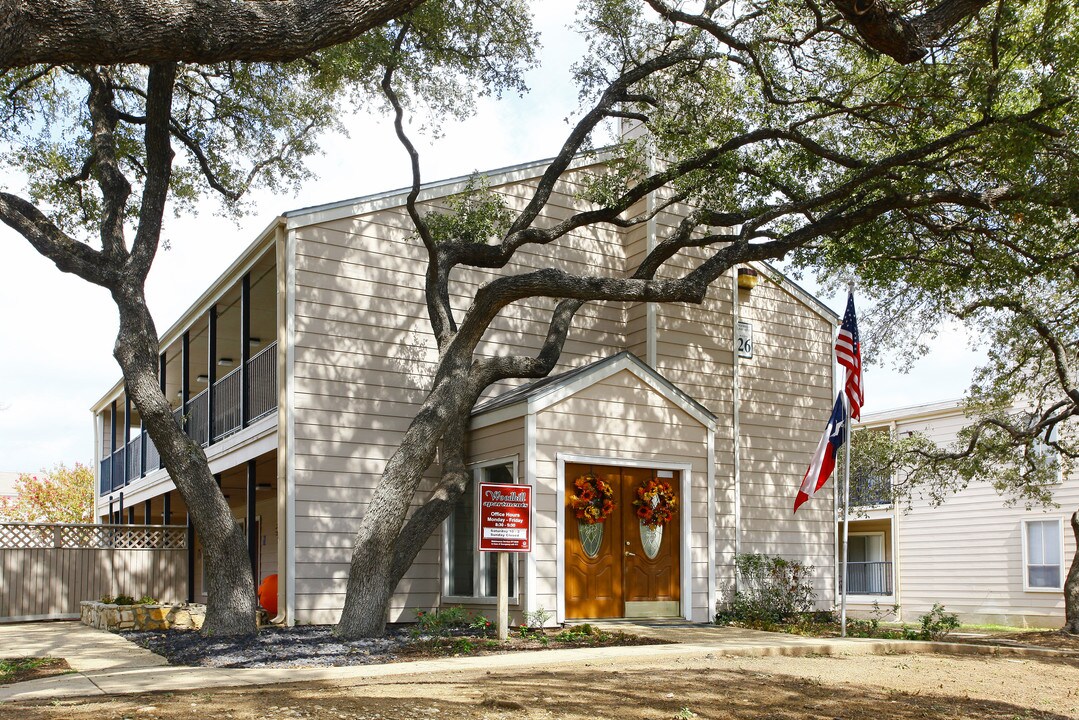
[{"left": 9, "top": 661, "right": 1074, "bottom": 720}]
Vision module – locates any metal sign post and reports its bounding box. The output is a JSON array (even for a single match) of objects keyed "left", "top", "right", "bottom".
[{"left": 478, "top": 483, "right": 533, "bottom": 641}]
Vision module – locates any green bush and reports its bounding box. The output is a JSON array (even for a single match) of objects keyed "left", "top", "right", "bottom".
[
  {"left": 716, "top": 553, "right": 816, "bottom": 625},
  {"left": 918, "top": 603, "right": 960, "bottom": 640},
  {"left": 100, "top": 594, "right": 158, "bottom": 605},
  {"left": 411, "top": 606, "right": 488, "bottom": 638}
]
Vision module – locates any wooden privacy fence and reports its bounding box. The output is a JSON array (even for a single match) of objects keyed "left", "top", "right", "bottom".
[{"left": 0, "top": 522, "right": 188, "bottom": 622}]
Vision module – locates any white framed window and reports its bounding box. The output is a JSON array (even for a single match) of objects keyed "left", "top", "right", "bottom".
[
  {"left": 443, "top": 457, "right": 519, "bottom": 602},
  {"left": 845, "top": 532, "right": 891, "bottom": 596},
  {"left": 1023, "top": 517, "right": 1064, "bottom": 591}
]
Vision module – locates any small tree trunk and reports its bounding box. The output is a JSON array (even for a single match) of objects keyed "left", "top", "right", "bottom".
[
  {"left": 1065, "top": 509, "right": 1079, "bottom": 634},
  {"left": 113, "top": 287, "right": 257, "bottom": 636}
]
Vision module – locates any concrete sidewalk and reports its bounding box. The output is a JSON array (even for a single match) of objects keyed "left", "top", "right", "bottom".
[{"left": 0, "top": 620, "right": 1067, "bottom": 704}]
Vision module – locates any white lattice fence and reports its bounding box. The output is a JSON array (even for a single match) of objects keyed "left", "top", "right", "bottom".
[{"left": 0, "top": 522, "right": 188, "bottom": 622}]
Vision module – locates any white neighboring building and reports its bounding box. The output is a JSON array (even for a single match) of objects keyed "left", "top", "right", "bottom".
[{"left": 845, "top": 400, "right": 1075, "bottom": 628}]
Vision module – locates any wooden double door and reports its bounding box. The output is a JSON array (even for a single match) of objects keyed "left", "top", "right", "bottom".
[{"left": 565, "top": 463, "right": 680, "bottom": 619}]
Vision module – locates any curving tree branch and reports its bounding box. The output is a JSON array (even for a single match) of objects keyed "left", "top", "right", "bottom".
[
  {"left": 829, "top": 0, "right": 993, "bottom": 63},
  {"left": 0, "top": 0, "right": 425, "bottom": 69}
]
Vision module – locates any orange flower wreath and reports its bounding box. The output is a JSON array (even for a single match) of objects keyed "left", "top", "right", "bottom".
[
  {"left": 569, "top": 472, "right": 616, "bottom": 524},
  {"left": 633, "top": 478, "right": 677, "bottom": 529}
]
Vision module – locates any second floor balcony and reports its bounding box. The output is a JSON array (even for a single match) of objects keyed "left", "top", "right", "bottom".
[
  {"left": 849, "top": 472, "right": 893, "bottom": 508},
  {"left": 98, "top": 341, "right": 278, "bottom": 495}
]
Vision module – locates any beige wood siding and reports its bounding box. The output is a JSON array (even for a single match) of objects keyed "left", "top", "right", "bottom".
[
  {"left": 289, "top": 167, "right": 637, "bottom": 623},
  {"left": 532, "top": 369, "right": 714, "bottom": 621},
  {"left": 888, "top": 410, "right": 1077, "bottom": 626},
  {"left": 648, "top": 257, "right": 835, "bottom": 609}
]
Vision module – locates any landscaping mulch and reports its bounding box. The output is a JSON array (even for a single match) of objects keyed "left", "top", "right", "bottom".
[
  {"left": 121, "top": 623, "right": 666, "bottom": 668},
  {"left": 950, "top": 629, "right": 1079, "bottom": 653}
]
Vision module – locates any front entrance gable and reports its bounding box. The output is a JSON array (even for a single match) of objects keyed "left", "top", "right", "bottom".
[
  {"left": 470, "top": 351, "right": 718, "bottom": 433},
  {"left": 469, "top": 353, "right": 718, "bottom": 625}
]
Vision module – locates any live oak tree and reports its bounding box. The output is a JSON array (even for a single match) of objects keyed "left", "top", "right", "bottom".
[
  {"left": 2, "top": 0, "right": 1073, "bottom": 637},
  {"left": 835, "top": 222, "right": 1077, "bottom": 629},
  {"left": 334, "top": 0, "right": 1078, "bottom": 636},
  {"left": 0, "top": 0, "right": 534, "bottom": 635}
]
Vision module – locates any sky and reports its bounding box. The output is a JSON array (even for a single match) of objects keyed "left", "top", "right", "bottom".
[{"left": 0, "top": 3, "right": 985, "bottom": 473}]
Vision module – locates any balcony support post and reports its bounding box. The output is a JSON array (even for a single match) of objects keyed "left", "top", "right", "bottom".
[
  {"left": 118, "top": 491, "right": 124, "bottom": 524},
  {"left": 241, "top": 272, "right": 251, "bottom": 428},
  {"left": 181, "top": 331, "right": 190, "bottom": 432},
  {"left": 123, "top": 390, "right": 131, "bottom": 487},
  {"left": 110, "top": 400, "right": 117, "bottom": 490},
  {"left": 246, "top": 458, "right": 257, "bottom": 587},
  {"left": 163, "top": 491, "right": 172, "bottom": 525},
  {"left": 186, "top": 513, "right": 196, "bottom": 603},
  {"left": 143, "top": 498, "right": 152, "bottom": 525}
]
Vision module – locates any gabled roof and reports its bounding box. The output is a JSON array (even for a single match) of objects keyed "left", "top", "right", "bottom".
[
  {"left": 752, "top": 262, "right": 840, "bottom": 326},
  {"left": 470, "top": 351, "right": 718, "bottom": 431},
  {"left": 282, "top": 151, "right": 612, "bottom": 229}
]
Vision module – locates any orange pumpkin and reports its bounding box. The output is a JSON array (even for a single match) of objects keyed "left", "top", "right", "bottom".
[{"left": 258, "top": 573, "right": 278, "bottom": 616}]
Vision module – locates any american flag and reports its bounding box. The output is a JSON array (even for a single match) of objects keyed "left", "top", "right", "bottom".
[{"left": 835, "top": 292, "right": 863, "bottom": 420}]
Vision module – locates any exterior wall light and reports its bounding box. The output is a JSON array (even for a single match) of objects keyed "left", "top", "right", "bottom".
[{"left": 737, "top": 267, "right": 759, "bottom": 290}]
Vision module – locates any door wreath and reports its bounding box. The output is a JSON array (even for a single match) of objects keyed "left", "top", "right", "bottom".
[
  {"left": 569, "top": 472, "right": 616, "bottom": 524},
  {"left": 634, "top": 478, "right": 677, "bottom": 528}
]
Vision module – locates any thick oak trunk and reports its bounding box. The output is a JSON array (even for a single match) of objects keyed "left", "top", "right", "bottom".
[
  {"left": 335, "top": 374, "right": 473, "bottom": 638},
  {"left": 1065, "top": 509, "right": 1079, "bottom": 634},
  {"left": 0, "top": 0, "right": 424, "bottom": 68},
  {"left": 113, "top": 285, "right": 257, "bottom": 636},
  {"left": 336, "top": 412, "right": 445, "bottom": 637}
]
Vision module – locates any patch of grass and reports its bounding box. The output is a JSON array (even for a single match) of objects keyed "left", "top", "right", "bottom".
[
  {"left": 0, "top": 657, "right": 69, "bottom": 685},
  {"left": 956, "top": 623, "right": 1054, "bottom": 633}
]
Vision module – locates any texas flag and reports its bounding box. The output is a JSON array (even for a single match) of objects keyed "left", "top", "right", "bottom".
[{"left": 793, "top": 393, "right": 847, "bottom": 513}]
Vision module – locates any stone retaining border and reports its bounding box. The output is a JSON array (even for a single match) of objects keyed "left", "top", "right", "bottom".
[{"left": 80, "top": 600, "right": 205, "bottom": 631}]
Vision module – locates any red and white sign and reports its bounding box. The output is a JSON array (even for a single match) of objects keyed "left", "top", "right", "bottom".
[{"left": 478, "top": 483, "right": 533, "bottom": 553}]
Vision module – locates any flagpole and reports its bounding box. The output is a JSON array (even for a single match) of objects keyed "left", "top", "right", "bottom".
[
  {"left": 840, "top": 393, "right": 851, "bottom": 637},
  {"left": 839, "top": 279, "right": 854, "bottom": 638}
]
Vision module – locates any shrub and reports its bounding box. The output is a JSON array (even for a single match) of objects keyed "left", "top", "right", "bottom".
[
  {"left": 918, "top": 603, "right": 960, "bottom": 640},
  {"left": 412, "top": 606, "right": 485, "bottom": 638},
  {"left": 717, "top": 553, "right": 816, "bottom": 625},
  {"left": 524, "top": 606, "right": 552, "bottom": 628}
]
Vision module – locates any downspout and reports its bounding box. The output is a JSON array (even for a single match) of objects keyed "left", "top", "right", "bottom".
[
  {"left": 645, "top": 143, "right": 657, "bottom": 369},
  {"left": 273, "top": 220, "right": 296, "bottom": 626},
  {"left": 889, "top": 418, "right": 901, "bottom": 621},
  {"left": 731, "top": 269, "right": 743, "bottom": 597}
]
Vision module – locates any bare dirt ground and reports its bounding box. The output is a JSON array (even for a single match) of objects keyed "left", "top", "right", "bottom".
[
  {"left": 955, "top": 629, "right": 1079, "bottom": 652},
  {"left": 8, "top": 650, "right": 1079, "bottom": 720}
]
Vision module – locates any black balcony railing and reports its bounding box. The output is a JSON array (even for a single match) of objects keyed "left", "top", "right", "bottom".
[
  {"left": 99, "top": 456, "right": 112, "bottom": 495},
  {"left": 849, "top": 473, "right": 892, "bottom": 507},
  {"left": 126, "top": 435, "right": 142, "bottom": 480},
  {"left": 213, "top": 367, "right": 242, "bottom": 441},
  {"left": 97, "top": 341, "right": 278, "bottom": 496},
  {"left": 248, "top": 343, "right": 277, "bottom": 421},
  {"left": 110, "top": 446, "right": 126, "bottom": 492},
  {"left": 187, "top": 389, "right": 210, "bottom": 447},
  {"left": 842, "top": 560, "right": 893, "bottom": 595}
]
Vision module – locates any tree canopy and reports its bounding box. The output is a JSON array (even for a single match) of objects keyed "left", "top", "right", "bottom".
[
  {"left": 0, "top": 0, "right": 1075, "bottom": 636},
  {"left": 0, "top": 463, "right": 94, "bottom": 523},
  {"left": 332, "top": 0, "right": 1079, "bottom": 636},
  {"left": 0, "top": 0, "right": 536, "bottom": 635}
]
